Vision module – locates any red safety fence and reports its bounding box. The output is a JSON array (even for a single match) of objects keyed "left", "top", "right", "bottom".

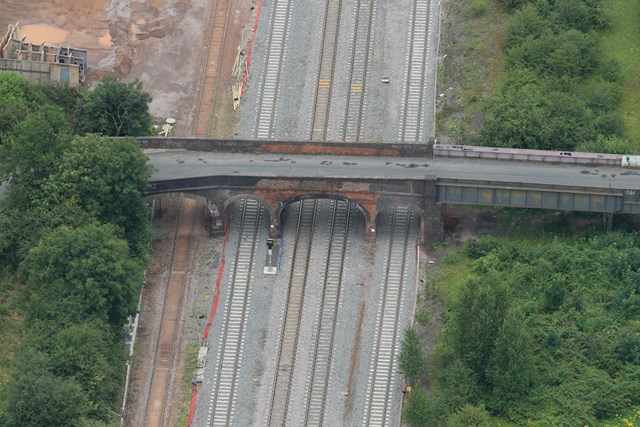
[
  {"left": 240, "top": 0, "right": 264, "bottom": 97},
  {"left": 186, "top": 1, "right": 265, "bottom": 422},
  {"left": 185, "top": 223, "right": 230, "bottom": 426}
]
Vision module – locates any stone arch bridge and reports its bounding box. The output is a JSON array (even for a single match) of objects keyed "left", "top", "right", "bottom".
[{"left": 145, "top": 174, "right": 441, "bottom": 243}]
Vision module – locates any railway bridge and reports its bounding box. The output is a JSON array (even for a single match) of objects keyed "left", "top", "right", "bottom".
[{"left": 142, "top": 138, "right": 640, "bottom": 243}]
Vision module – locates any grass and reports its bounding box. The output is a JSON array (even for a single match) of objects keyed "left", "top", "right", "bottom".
[
  {"left": 175, "top": 343, "right": 200, "bottom": 427},
  {"left": 602, "top": 408, "right": 640, "bottom": 427},
  {"left": 436, "top": 0, "right": 510, "bottom": 143},
  {"left": 600, "top": 0, "right": 640, "bottom": 149}
]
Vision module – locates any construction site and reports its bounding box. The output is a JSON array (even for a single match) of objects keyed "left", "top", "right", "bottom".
[
  {"left": 1, "top": 23, "right": 87, "bottom": 85},
  {"left": 0, "top": 0, "right": 251, "bottom": 135}
]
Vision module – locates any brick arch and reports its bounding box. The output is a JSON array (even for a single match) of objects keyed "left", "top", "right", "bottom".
[
  {"left": 274, "top": 193, "right": 371, "bottom": 229},
  {"left": 223, "top": 194, "right": 276, "bottom": 226},
  {"left": 375, "top": 199, "right": 426, "bottom": 244},
  {"left": 144, "top": 192, "right": 220, "bottom": 216}
]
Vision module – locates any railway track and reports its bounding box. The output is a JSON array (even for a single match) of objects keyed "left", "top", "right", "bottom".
[
  {"left": 206, "top": 197, "right": 265, "bottom": 426},
  {"left": 303, "top": 201, "right": 352, "bottom": 425},
  {"left": 342, "top": 0, "right": 375, "bottom": 142},
  {"left": 144, "top": 197, "right": 198, "bottom": 427},
  {"left": 193, "top": 0, "right": 231, "bottom": 136},
  {"left": 254, "top": 0, "right": 293, "bottom": 139},
  {"left": 398, "top": 0, "right": 433, "bottom": 142},
  {"left": 361, "top": 205, "right": 414, "bottom": 427},
  {"left": 267, "top": 199, "right": 318, "bottom": 426},
  {"left": 310, "top": 0, "right": 343, "bottom": 141}
]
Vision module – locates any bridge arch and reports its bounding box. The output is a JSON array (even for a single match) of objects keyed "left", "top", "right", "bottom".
[
  {"left": 274, "top": 193, "right": 371, "bottom": 234},
  {"left": 375, "top": 199, "right": 426, "bottom": 244},
  {"left": 223, "top": 194, "right": 276, "bottom": 223},
  {"left": 144, "top": 192, "right": 220, "bottom": 216}
]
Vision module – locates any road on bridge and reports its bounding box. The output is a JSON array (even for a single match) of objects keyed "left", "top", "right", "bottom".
[{"left": 146, "top": 150, "right": 639, "bottom": 191}]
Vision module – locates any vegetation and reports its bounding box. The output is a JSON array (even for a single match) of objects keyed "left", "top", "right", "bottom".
[
  {"left": 0, "top": 72, "right": 153, "bottom": 426},
  {"left": 82, "top": 77, "right": 153, "bottom": 136},
  {"left": 599, "top": 0, "right": 640, "bottom": 146},
  {"left": 410, "top": 232, "right": 640, "bottom": 426},
  {"left": 438, "top": 0, "right": 638, "bottom": 153}
]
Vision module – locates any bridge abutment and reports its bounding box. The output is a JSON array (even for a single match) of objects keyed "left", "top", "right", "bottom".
[{"left": 423, "top": 177, "right": 444, "bottom": 244}]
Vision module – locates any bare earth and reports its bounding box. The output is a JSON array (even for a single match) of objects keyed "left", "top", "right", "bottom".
[{"left": 0, "top": 0, "right": 252, "bottom": 135}]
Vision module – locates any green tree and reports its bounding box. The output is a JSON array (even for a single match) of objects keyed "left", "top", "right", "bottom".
[
  {"left": 20, "top": 224, "right": 142, "bottom": 326},
  {"left": 0, "top": 105, "right": 72, "bottom": 187},
  {"left": 550, "top": 0, "right": 607, "bottom": 31},
  {"left": 488, "top": 307, "right": 535, "bottom": 409},
  {"left": 437, "top": 358, "right": 481, "bottom": 412},
  {"left": 449, "top": 275, "right": 512, "bottom": 387},
  {"left": 0, "top": 72, "right": 31, "bottom": 103},
  {"left": 399, "top": 326, "right": 427, "bottom": 382},
  {"left": 402, "top": 386, "right": 430, "bottom": 427},
  {"left": 81, "top": 76, "right": 152, "bottom": 136},
  {"left": 446, "top": 403, "right": 491, "bottom": 427},
  {"left": 48, "top": 322, "right": 126, "bottom": 420},
  {"left": 0, "top": 99, "right": 28, "bottom": 139},
  {"left": 41, "top": 135, "right": 153, "bottom": 255},
  {"left": 6, "top": 348, "right": 89, "bottom": 427},
  {"left": 505, "top": 4, "right": 549, "bottom": 48},
  {"left": 33, "top": 82, "right": 87, "bottom": 133},
  {"left": 481, "top": 70, "right": 595, "bottom": 150}
]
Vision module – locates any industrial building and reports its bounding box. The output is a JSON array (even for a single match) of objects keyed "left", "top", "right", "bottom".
[{"left": 0, "top": 23, "right": 87, "bottom": 86}]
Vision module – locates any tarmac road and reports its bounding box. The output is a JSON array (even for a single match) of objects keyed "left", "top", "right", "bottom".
[{"left": 146, "top": 150, "right": 640, "bottom": 191}]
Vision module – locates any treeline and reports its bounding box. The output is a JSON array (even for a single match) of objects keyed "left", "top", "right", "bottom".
[
  {"left": 402, "top": 232, "right": 640, "bottom": 426},
  {"left": 0, "top": 72, "right": 154, "bottom": 426},
  {"left": 480, "top": 0, "right": 634, "bottom": 153}
]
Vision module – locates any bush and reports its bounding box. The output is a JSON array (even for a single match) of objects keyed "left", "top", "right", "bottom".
[
  {"left": 403, "top": 386, "right": 430, "bottom": 427},
  {"left": 446, "top": 403, "right": 491, "bottom": 426},
  {"left": 469, "top": 0, "right": 489, "bottom": 17}
]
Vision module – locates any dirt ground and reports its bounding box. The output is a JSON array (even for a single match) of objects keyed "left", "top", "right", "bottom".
[
  {"left": 126, "top": 197, "right": 221, "bottom": 426},
  {"left": 0, "top": 0, "right": 252, "bottom": 135}
]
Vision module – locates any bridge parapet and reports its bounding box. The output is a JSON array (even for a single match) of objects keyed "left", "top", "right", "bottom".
[
  {"left": 434, "top": 144, "right": 624, "bottom": 166},
  {"left": 139, "top": 137, "right": 433, "bottom": 158}
]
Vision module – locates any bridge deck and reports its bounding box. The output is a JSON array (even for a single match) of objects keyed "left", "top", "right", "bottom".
[{"left": 147, "top": 150, "right": 639, "bottom": 191}]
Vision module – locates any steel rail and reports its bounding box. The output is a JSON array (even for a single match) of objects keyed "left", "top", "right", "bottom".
[
  {"left": 362, "top": 206, "right": 413, "bottom": 426},
  {"left": 207, "top": 197, "right": 264, "bottom": 426},
  {"left": 267, "top": 199, "right": 318, "bottom": 426}
]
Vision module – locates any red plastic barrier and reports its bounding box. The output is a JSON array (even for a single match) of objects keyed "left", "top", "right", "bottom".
[
  {"left": 185, "top": 224, "right": 230, "bottom": 426},
  {"left": 241, "top": 0, "right": 264, "bottom": 97},
  {"left": 186, "top": 1, "right": 265, "bottom": 421}
]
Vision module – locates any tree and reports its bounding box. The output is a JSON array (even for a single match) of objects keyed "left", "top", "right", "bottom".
[
  {"left": 6, "top": 346, "right": 89, "bottom": 427},
  {"left": 481, "top": 70, "right": 595, "bottom": 150},
  {"left": 48, "top": 322, "right": 126, "bottom": 420},
  {"left": 399, "top": 326, "right": 427, "bottom": 382},
  {"left": 402, "top": 386, "right": 430, "bottom": 427},
  {"left": 41, "top": 135, "right": 153, "bottom": 255},
  {"left": 81, "top": 76, "right": 152, "bottom": 136},
  {"left": 437, "top": 359, "right": 481, "bottom": 411},
  {"left": 0, "top": 71, "right": 31, "bottom": 103},
  {"left": 449, "top": 275, "right": 512, "bottom": 387},
  {"left": 20, "top": 224, "right": 143, "bottom": 326},
  {"left": 446, "top": 403, "right": 491, "bottom": 427},
  {"left": 505, "top": 4, "right": 549, "bottom": 48},
  {"left": 488, "top": 307, "right": 535, "bottom": 409},
  {"left": 0, "top": 105, "right": 72, "bottom": 187}
]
